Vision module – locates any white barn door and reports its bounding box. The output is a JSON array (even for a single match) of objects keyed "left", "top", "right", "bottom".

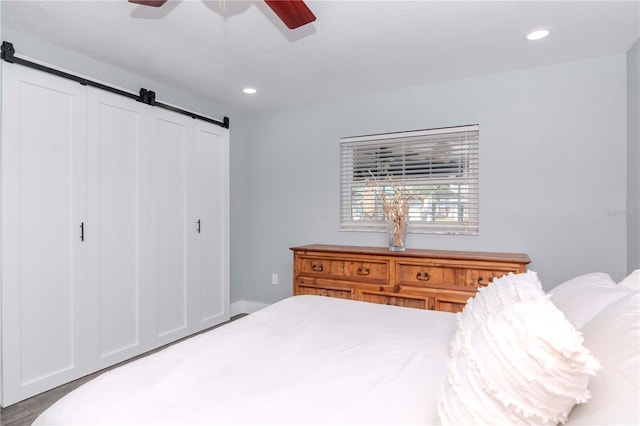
[
  {"left": 1, "top": 63, "right": 91, "bottom": 406},
  {"left": 148, "top": 110, "right": 230, "bottom": 345},
  {"left": 191, "top": 122, "right": 230, "bottom": 329},
  {"left": 148, "top": 111, "right": 192, "bottom": 344},
  {"left": 86, "top": 88, "right": 150, "bottom": 368}
]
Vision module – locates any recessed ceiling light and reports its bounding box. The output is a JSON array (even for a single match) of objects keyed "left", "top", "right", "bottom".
[
  {"left": 243, "top": 87, "right": 257, "bottom": 94},
  {"left": 527, "top": 28, "right": 550, "bottom": 41}
]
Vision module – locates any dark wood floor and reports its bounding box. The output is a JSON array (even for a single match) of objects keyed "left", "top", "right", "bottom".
[{"left": 0, "top": 314, "right": 247, "bottom": 426}]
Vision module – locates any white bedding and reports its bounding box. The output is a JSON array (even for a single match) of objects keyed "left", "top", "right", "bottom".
[{"left": 34, "top": 295, "right": 457, "bottom": 426}]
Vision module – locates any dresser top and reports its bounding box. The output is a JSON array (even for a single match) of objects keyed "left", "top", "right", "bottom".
[{"left": 290, "top": 244, "right": 531, "bottom": 264}]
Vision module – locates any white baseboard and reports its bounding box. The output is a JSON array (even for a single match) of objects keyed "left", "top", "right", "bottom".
[{"left": 230, "top": 300, "right": 270, "bottom": 316}]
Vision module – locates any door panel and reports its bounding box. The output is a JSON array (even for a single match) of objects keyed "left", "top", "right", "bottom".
[
  {"left": 1, "top": 63, "right": 88, "bottom": 405},
  {"left": 88, "top": 89, "right": 145, "bottom": 362},
  {"left": 195, "top": 124, "right": 229, "bottom": 326},
  {"left": 18, "top": 79, "right": 76, "bottom": 382},
  {"left": 153, "top": 116, "right": 189, "bottom": 338}
]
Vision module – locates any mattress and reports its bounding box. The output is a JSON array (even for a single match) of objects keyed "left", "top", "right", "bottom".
[{"left": 34, "top": 295, "right": 457, "bottom": 425}]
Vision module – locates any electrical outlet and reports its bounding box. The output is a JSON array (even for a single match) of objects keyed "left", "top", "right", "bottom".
[{"left": 271, "top": 273, "right": 278, "bottom": 285}]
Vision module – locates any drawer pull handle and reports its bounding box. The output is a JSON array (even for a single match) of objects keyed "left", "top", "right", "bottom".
[
  {"left": 311, "top": 263, "right": 324, "bottom": 272},
  {"left": 477, "top": 276, "right": 493, "bottom": 285},
  {"left": 357, "top": 267, "right": 370, "bottom": 276},
  {"left": 416, "top": 272, "right": 430, "bottom": 281}
]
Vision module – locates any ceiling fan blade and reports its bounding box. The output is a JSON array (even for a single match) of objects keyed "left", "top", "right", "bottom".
[
  {"left": 264, "top": 0, "right": 316, "bottom": 29},
  {"left": 128, "top": 0, "right": 168, "bottom": 7}
]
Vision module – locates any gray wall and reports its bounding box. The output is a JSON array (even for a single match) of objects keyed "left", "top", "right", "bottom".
[
  {"left": 628, "top": 39, "right": 640, "bottom": 273},
  {"left": 234, "top": 54, "right": 629, "bottom": 304}
]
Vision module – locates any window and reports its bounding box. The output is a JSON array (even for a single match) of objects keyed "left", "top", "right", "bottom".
[{"left": 339, "top": 125, "right": 479, "bottom": 235}]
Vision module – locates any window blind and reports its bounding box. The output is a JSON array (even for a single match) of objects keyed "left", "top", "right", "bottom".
[{"left": 339, "top": 125, "right": 479, "bottom": 235}]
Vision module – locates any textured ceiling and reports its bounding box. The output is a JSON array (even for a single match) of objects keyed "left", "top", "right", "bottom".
[{"left": 2, "top": 1, "right": 639, "bottom": 113}]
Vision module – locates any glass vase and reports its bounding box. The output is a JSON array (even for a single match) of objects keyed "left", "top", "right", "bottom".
[{"left": 386, "top": 216, "right": 407, "bottom": 252}]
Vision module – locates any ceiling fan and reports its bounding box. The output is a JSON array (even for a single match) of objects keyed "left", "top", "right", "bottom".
[{"left": 128, "top": 0, "right": 316, "bottom": 30}]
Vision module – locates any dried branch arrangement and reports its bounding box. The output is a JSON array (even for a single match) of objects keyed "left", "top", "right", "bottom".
[{"left": 368, "top": 172, "right": 418, "bottom": 249}]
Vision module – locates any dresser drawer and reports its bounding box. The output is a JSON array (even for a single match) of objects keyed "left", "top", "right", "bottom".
[
  {"left": 396, "top": 263, "right": 455, "bottom": 287},
  {"left": 358, "top": 289, "right": 429, "bottom": 310},
  {"left": 296, "top": 283, "right": 354, "bottom": 300},
  {"left": 397, "top": 263, "right": 516, "bottom": 290},
  {"left": 297, "top": 255, "right": 388, "bottom": 284},
  {"left": 358, "top": 287, "right": 473, "bottom": 313},
  {"left": 466, "top": 269, "right": 512, "bottom": 287},
  {"left": 432, "top": 291, "right": 474, "bottom": 313}
]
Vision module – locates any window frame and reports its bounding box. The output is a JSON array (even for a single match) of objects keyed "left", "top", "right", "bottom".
[{"left": 339, "top": 124, "right": 479, "bottom": 235}]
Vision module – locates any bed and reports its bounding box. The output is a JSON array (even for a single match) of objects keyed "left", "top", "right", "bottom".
[{"left": 34, "top": 270, "right": 639, "bottom": 425}]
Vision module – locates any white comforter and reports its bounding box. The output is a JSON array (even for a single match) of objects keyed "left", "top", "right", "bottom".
[{"left": 34, "top": 295, "right": 456, "bottom": 425}]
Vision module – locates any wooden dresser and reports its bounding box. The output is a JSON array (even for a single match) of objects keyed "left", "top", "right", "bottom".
[{"left": 291, "top": 244, "right": 531, "bottom": 313}]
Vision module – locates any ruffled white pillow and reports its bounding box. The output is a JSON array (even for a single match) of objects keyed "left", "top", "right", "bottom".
[
  {"left": 439, "top": 297, "right": 601, "bottom": 426},
  {"left": 450, "top": 271, "right": 545, "bottom": 356}
]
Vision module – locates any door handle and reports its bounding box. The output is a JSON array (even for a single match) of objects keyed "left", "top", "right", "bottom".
[
  {"left": 197, "top": 219, "right": 201, "bottom": 233},
  {"left": 80, "top": 222, "right": 85, "bottom": 241}
]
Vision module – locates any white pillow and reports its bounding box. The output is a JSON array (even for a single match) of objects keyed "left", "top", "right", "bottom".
[
  {"left": 618, "top": 269, "right": 640, "bottom": 291},
  {"left": 550, "top": 272, "right": 633, "bottom": 329},
  {"left": 439, "top": 297, "right": 601, "bottom": 426},
  {"left": 450, "top": 271, "right": 545, "bottom": 355},
  {"left": 565, "top": 292, "right": 640, "bottom": 425}
]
